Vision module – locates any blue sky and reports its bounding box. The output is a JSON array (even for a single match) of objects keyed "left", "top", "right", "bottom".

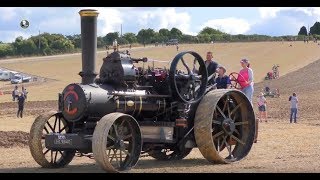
[{"left": 0, "top": 7, "right": 320, "bottom": 43}]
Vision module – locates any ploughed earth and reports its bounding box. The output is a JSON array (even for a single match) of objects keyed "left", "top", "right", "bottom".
[{"left": 1, "top": 58, "right": 320, "bottom": 173}]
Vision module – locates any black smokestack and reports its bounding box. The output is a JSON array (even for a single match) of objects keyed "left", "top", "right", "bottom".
[{"left": 78, "top": 9, "right": 99, "bottom": 84}]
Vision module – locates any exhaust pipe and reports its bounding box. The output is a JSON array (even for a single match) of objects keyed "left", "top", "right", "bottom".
[{"left": 78, "top": 9, "right": 99, "bottom": 84}]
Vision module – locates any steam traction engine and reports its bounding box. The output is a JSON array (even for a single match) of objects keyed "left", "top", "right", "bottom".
[{"left": 29, "top": 9, "right": 256, "bottom": 172}]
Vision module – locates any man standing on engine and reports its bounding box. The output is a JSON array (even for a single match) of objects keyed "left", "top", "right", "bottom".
[{"left": 199, "top": 51, "right": 219, "bottom": 85}]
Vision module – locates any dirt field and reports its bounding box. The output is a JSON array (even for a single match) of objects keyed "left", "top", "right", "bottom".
[
  {"left": 1, "top": 42, "right": 320, "bottom": 173},
  {"left": 0, "top": 41, "right": 319, "bottom": 102}
]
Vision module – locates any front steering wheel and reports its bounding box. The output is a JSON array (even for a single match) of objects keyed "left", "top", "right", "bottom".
[{"left": 169, "top": 51, "right": 208, "bottom": 104}]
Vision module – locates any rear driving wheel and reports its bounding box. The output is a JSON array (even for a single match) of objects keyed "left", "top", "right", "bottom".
[{"left": 194, "top": 89, "right": 255, "bottom": 163}]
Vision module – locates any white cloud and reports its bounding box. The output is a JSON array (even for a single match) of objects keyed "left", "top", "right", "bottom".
[
  {"left": 201, "top": 18, "right": 251, "bottom": 34},
  {"left": 259, "top": 7, "right": 320, "bottom": 19},
  {"left": 127, "top": 8, "right": 194, "bottom": 35},
  {"left": 1, "top": 8, "right": 19, "bottom": 21},
  {"left": 0, "top": 7, "right": 34, "bottom": 22},
  {"left": 91, "top": 7, "right": 194, "bottom": 35},
  {"left": 38, "top": 16, "right": 78, "bottom": 33},
  {"left": 155, "top": 8, "right": 192, "bottom": 34},
  {"left": 95, "top": 8, "right": 123, "bottom": 35},
  {"left": 0, "top": 30, "right": 31, "bottom": 43}
]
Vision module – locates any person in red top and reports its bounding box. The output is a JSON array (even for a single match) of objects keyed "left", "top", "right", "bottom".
[{"left": 237, "top": 58, "right": 254, "bottom": 103}]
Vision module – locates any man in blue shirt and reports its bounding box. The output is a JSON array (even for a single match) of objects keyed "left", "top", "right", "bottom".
[{"left": 215, "top": 65, "right": 231, "bottom": 89}]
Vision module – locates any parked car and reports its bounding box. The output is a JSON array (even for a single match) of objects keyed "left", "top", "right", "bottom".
[
  {"left": 166, "top": 39, "right": 179, "bottom": 46},
  {"left": 11, "top": 74, "right": 31, "bottom": 84}
]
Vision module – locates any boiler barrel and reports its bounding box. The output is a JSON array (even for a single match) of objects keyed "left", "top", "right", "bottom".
[{"left": 116, "top": 96, "right": 167, "bottom": 115}]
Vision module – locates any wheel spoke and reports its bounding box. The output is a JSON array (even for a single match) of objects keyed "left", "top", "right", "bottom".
[
  {"left": 50, "top": 150, "right": 53, "bottom": 163},
  {"left": 234, "top": 121, "right": 249, "bottom": 126},
  {"left": 107, "top": 149, "right": 112, "bottom": 157},
  {"left": 58, "top": 125, "right": 67, "bottom": 133},
  {"left": 121, "top": 149, "right": 130, "bottom": 157},
  {"left": 54, "top": 151, "right": 58, "bottom": 163},
  {"left": 108, "top": 135, "right": 115, "bottom": 141},
  {"left": 58, "top": 151, "right": 66, "bottom": 159},
  {"left": 181, "top": 57, "right": 191, "bottom": 74},
  {"left": 123, "top": 134, "right": 132, "bottom": 140},
  {"left": 106, "top": 145, "right": 115, "bottom": 150},
  {"left": 222, "top": 98, "right": 228, "bottom": 112},
  {"left": 113, "top": 124, "right": 119, "bottom": 138},
  {"left": 224, "top": 137, "right": 232, "bottom": 157},
  {"left": 234, "top": 129, "right": 240, "bottom": 135},
  {"left": 43, "top": 126, "right": 49, "bottom": 134},
  {"left": 212, "top": 131, "right": 224, "bottom": 139},
  {"left": 43, "top": 149, "right": 50, "bottom": 155},
  {"left": 227, "top": 95, "right": 231, "bottom": 118},
  {"left": 114, "top": 149, "right": 120, "bottom": 168},
  {"left": 109, "top": 150, "right": 116, "bottom": 162},
  {"left": 53, "top": 116, "right": 58, "bottom": 132},
  {"left": 216, "top": 106, "right": 227, "bottom": 119},
  {"left": 58, "top": 117, "right": 61, "bottom": 132},
  {"left": 217, "top": 136, "right": 221, "bottom": 153},
  {"left": 119, "top": 119, "right": 126, "bottom": 127},
  {"left": 233, "top": 112, "right": 238, "bottom": 121},
  {"left": 46, "top": 122, "right": 55, "bottom": 133},
  {"left": 212, "top": 120, "right": 221, "bottom": 125},
  {"left": 231, "top": 135, "right": 245, "bottom": 145},
  {"left": 120, "top": 150, "right": 123, "bottom": 163},
  {"left": 230, "top": 103, "right": 242, "bottom": 117}
]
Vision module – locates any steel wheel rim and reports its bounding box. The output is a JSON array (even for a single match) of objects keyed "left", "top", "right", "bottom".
[
  {"left": 211, "top": 93, "right": 251, "bottom": 162},
  {"left": 105, "top": 117, "right": 138, "bottom": 171},
  {"left": 41, "top": 114, "right": 74, "bottom": 166}
]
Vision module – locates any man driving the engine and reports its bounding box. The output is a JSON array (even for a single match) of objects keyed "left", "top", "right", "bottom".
[{"left": 199, "top": 51, "right": 219, "bottom": 85}]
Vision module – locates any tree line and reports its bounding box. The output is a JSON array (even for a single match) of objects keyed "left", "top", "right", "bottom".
[
  {"left": 1, "top": 23, "right": 320, "bottom": 58},
  {"left": 298, "top": 21, "right": 320, "bottom": 39}
]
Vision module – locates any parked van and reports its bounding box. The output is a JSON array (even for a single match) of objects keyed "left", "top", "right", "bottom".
[{"left": 0, "top": 71, "right": 19, "bottom": 81}]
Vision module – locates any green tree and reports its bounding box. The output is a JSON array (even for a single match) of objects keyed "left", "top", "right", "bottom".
[
  {"left": 137, "top": 28, "right": 156, "bottom": 44},
  {"left": 310, "top": 22, "right": 320, "bottom": 35},
  {"left": 170, "top": 28, "right": 183, "bottom": 40},
  {"left": 66, "top": 34, "right": 81, "bottom": 48},
  {"left": 14, "top": 39, "right": 38, "bottom": 55},
  {"left": 298, "top": 26, "right": 308, "bottom": 36},
  {"left": 199, "top": 27, "right": 224, "bottom": 36},
  {"left": 198, "top": 33, "right": 211, "bottom": 43},
  {"left": 159, "top": 28, "right": 170, "bottom": 42},
  {"left": 0, "top": 44, "right": 14, "bottom": 57},
  {"left": 103, "top": 32, "right": 119, "bottom": 45},
  {"left": 97, "top": 36, "right": 105, "bottom": 48},
  {"left": 122, "top": 33, "right": 137, "bottom": 44},
  {"left": 118, "top": 37, "right": 129, "bottom": 45}
]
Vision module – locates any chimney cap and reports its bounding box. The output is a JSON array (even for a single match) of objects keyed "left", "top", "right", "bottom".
[{"left": 79, "top": 9, "right": 99, "bottom": 17}]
